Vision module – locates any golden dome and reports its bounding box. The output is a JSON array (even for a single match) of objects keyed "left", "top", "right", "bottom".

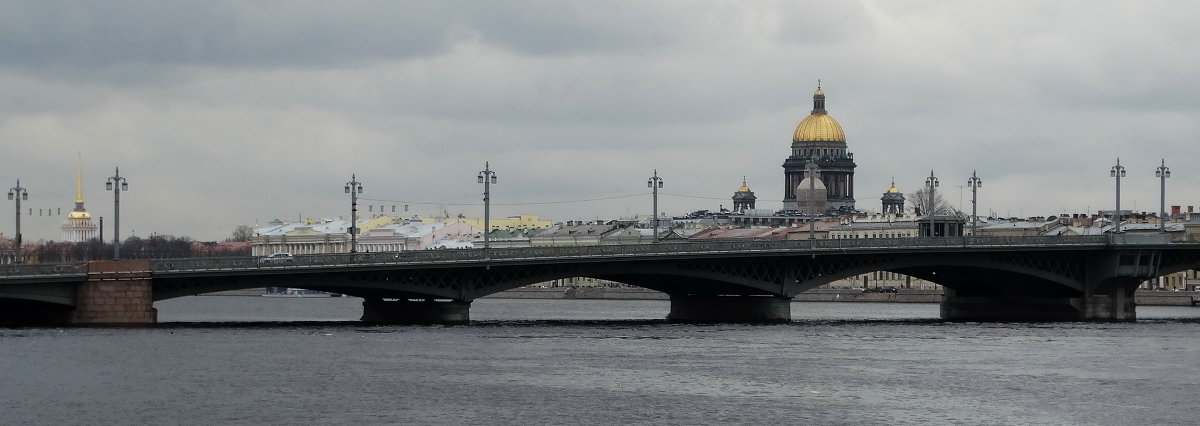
[
  {"left": 67, "top": 210, "right": 91, "bottom": 220},
  {"left": 737, "top": 177, "right": 751, "bottom": 193},
  {"left": 793, "top": 114, "right": 845, "bottom": 142},
  {"left": 792, "top": 86, "right": 845, "bottom": 142}
]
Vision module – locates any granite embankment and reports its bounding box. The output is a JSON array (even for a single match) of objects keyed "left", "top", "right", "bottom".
[
  {"left": 205, "top": 287, "right": 1197, "bottom": 306},
  {"left": 488, "top": 287, "right": 943, "bottom": 303},
  {"left": 488, "top": 287, "right": 1200, "bottom": 306}
]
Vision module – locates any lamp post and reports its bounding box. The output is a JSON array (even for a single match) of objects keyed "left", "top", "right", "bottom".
[
  {"left": 805, "top": 162, "right": 821, "bottom": 242},
  {"left": 925, "top": 170, "right": 939, "bottom": 237},
  {"left": 7, "top": 180, "right": 29, "bottom": 263},
  {"left": 478, "top": 162, "right": 497, "bottom": 249},
  {"left": 344, "top": 174, "right": 364, "bottom": 253},
  {"left": 967, "top": 171, "right": 982, "bottom": 236},
  {"left": 1110, "top": 159, "right": 1125, "bottom": 234},
  {"left": 647, "top": 170, "right": 663, "bottom": 243},
  {"left": 106, "top": 168, "right": 128, "bottom": 260},
  {"left": 1156, "top": 159, "right": 1171, "bottom": 233}
]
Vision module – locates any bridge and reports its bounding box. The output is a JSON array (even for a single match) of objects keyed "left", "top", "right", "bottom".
[{"left": 3, "top": 235, "right": 1199, "bottom": 325}]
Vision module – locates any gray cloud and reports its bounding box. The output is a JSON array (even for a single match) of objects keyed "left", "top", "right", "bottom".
[{"left": 2, "top": 1, "right": 1198, "bottom": 241}]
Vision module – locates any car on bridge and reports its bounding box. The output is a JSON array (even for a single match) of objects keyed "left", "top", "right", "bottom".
[{"left": 259, "top": 253, "right": 295, "bottom": 264}]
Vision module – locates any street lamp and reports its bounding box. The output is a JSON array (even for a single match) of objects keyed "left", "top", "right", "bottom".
[
  {"left": 1156, "top": 159, "right": 1171, "bottom": 232},
  {"left": 925, "top": 170, "right": 939, "bottom": 237},
  {"left": 478, "top": 162, "right": 497, "bottom": 249},
  {"left": 7, "top": 180, "right": 29, "bottom": 263},
  {"left": 647, "top": 170, "right": 663, "bottom": 243},
  {"left": 1110, "top": 159, "right": 1125, "bottom": 234},
  {"left": 344, "top": 174, "right": 364, "bottom": 253},
  {"left": 106, "top": 168, "right": 129, "bottom": 260},
  {"left": 967, "top": 171, "right": 982, "bottom": 236},
  {"left": 805, "top": 162, "right": 821, "bottom": 242}
]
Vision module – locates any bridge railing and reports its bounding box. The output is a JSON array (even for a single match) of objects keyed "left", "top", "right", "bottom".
[
  {"left": 4, "top": 234, "right": 1187, "bottom": 277},
  {"left": 0, "top": 262, "right": 88, "bottom": 278},
  {"left": 144, "top": 235, "right": 1122, "bottom": 273}
]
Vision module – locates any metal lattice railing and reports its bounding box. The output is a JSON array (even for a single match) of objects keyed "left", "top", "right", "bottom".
[
  {"left": 0, "top": 262, "right": 88, "bottom": 278},
  {"left": 1, "top": 234, "right": 1191, "bottom": 278}
]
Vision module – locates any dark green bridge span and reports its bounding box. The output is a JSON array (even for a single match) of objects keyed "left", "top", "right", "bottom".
[{"left": 3, "top": 235, "right": 1199, "bottom": 324}]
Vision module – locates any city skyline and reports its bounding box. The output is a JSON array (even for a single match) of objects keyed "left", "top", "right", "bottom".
[{"left": 3, "top": 1, "right": 1198, "bottom": 241}]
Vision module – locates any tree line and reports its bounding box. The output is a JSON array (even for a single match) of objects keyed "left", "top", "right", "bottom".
[{"left": 14, "top": 226, "right": 256, "bottom": 263}]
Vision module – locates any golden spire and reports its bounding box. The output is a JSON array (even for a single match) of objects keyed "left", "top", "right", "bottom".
[
  {"left": 67, "top": 153, "right": 91, "bottom": 219},
  {"left": 75, "top": 153, "right": 84, "bottom": 204},
  {"left": 738, "top": 177, "right": 750, "bottom": 193}
]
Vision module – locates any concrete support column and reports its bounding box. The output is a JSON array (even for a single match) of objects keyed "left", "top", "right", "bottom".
[
  {"left": 666, "top": 295, "right": 791, "bottom": 323},
  {"left": 1083, "top": 285, "right": 1137, "bottom": 321},
  {"left": 940, "top": 285, "right": 1137, "bottom": 322},
  {"left": 72, "top": 260, "right": 157, "bottom": 325},
  {"left": 360, "top": 298, "right": 470, "bottom": 324}
]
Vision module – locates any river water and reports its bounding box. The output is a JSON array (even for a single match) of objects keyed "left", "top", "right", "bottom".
[{"left": 3, "top": 297, "right": 1200, "bottom": 425}]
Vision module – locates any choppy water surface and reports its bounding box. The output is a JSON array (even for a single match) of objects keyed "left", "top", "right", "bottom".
[{"left": 3, "top": 298, "right": 1199, "bottom": 425}]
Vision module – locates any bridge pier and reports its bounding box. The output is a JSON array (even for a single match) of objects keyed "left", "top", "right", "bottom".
[
  {"left": 360, "top": 298, "right": 470, "bottom": 324},
  {"left": 666, "top": 295, "right": 791, "bottom": 323},
  {"left": 940, "top": 286, "right": 1136, "bottom": 322},
  {"left": 70, "top": 260, "right": 157, "bottom": 325}
]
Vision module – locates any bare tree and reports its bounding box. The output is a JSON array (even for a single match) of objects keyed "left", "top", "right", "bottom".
[
  {"left": 907, "top": 187, "right": 957, "bottom": 216},
  {"left": 229, "top": 225, "right": 254, "bottom": 242}
]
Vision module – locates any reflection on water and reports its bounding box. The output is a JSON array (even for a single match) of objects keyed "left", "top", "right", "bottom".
[{"left": 4, "top": 297, "right": 1199, "bottom": 425}]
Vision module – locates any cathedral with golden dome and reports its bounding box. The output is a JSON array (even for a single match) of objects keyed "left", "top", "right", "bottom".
[
  {"left": 782, "top": 85, "right": 856, "bottom": 212},
  {"left": 61, "top": 160, "right": 97, "bottom": 242}
]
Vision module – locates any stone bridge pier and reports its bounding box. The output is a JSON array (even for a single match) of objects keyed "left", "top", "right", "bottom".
[
  {"left": 72, "top": 260, "right": 158, "bottom": 325},
  {"left": 0, "top": 260, "right": 158, "bottom": 326}
]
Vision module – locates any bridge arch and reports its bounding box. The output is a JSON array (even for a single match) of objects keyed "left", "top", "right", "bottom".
[{"left": 782, "top": 250, "right": 1088, "bottom": 296}]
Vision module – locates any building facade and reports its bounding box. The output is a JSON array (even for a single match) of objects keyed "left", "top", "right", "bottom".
[{"left": 782, "top": 86, "right": 857, "bottom": 212}]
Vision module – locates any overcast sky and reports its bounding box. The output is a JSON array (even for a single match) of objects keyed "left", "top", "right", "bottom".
[{"left": 2, "top": 1, "right": 1198, "bottom": 242}]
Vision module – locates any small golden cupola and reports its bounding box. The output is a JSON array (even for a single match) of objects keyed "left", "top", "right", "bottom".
[
  {"left": 881, "top": 178, "right": 906, "bottom": 215},
  {"left": 731, "top": 177, "right": 756, "bottom": 213},
  {"left": 792, "top": 85, "right": 846, "bottom": 143}
]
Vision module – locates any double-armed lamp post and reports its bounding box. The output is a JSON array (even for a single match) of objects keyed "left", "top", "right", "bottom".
[
  {"left": 106, "top": 168, "right": 129, "bottom": 260},
  {"left": 647, "top": 170, "right": 663, "bottom": 243},
  {"left": 1156, "top": 159, "right": 1170, "bottom": 232},
  {"left": 925, "top": 170, "right": 939, "bottom": 237},
  {"left": 478, "top": 163, "right": 497, "bottom": 249},
  {"left": 7, "top": 180, "right": 29, "bottom": 263},
  {"left": 1110, "top": 159, "right": 1125, "bottom": 234},
  {"left": 967, "top": 171, "right": 982, "bottom": 236},
  {"left": 345, "top": 175, "right": 364, "bottom": 253}
]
